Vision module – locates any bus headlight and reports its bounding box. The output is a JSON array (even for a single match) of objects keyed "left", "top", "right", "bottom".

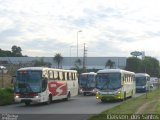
[
  {"left": 15, "top": 94, "right": 20, "bottom": 98},
  {"left": 80, "top": 89, "right": 83, "bottom": 92},
  {"left": 114, "top": 89, "right": 121, "bottom": 95},
  {"left": 34, "top": 95, "right": 39, "bottom": 99},
  {"left": 96, "top": 91, "right": 99, "bottom": 94},
  {"left": 15, "top": 95, "right": 19, "bottom": 98}
]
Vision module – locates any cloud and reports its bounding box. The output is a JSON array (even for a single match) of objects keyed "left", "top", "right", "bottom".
[{"left": 0, "top": 0, "right": 160, "bottom": 60}]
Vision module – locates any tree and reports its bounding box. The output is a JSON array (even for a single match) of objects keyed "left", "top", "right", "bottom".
[
  {"left": 71, "top": 58, "right": 83, "bottom": 74},
  {"left": 141, "top": 56, "right": 160, "bottom": 77},
  {"left": 126, "top": 56, "right": 160, "bottom": 77},
  {"left": 53, "top": 53, "right": 63, "bottom": 68},
  {"left": 75, "top": 58, "right": 82, "bottom": 67},
  {"left": 11, "top": 45, "right": 22, "bottom": 57},
  {"left": 125, "top": 57, "right": 142, "bottom": 73},
  {"left": 105, "top": 59, "right": 115, "bottom": 68},
  {"left": 0, "top": 49, "right": 12, "bottom": 57}
]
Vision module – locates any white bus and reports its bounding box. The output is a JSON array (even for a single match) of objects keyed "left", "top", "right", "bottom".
[
  {"left": 96, "top": 69, "right": 135, "bottom": 102},
  {"left": 79, "top": 72, "right": 97, "bottom": 96},
  {"left": 14, "top": 67, "right": 78, "bottom": 106},
  {"left": 135, "top": 73, "right": 152, "bottom": 92}
]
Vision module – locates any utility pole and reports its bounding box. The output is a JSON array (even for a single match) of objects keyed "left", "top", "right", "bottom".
[{"left": 83, "top": 43, "right": 87, "bottom": 72}]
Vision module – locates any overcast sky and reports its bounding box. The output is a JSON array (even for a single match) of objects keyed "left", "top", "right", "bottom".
[{"left": 0, "top": 0, "right": 160, "bottom": 59}]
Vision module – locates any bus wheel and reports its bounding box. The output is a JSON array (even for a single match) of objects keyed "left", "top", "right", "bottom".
[
  {"left": 46, "top": 95, "right": 52, "bottom": 105},
  {"left": 64, "top": 92, "right": 70, "bottom": 101},
  {"left": 25, "top": 101, "right": 31, "bottom": 106},
  {"left": 83, "top": 92, "right": 86, "bottom": 96}
]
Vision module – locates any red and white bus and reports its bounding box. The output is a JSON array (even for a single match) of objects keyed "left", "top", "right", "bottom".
[{"left": 14, "top": 67, "right": 78, "bottom": 106}]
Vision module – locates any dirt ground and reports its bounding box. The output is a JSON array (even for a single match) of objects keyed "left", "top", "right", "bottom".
[{"left": 0, "top": 74, "right": 12, "bottom": 88}]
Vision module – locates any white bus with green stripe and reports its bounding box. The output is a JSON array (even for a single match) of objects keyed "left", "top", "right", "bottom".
[{"left": 96, "top": 69, "right": 135, "bottom": 102}]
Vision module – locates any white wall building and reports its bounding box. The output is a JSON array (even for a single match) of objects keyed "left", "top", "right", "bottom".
[{"left": 0, "top": 57, "right": 127, "bottom": 70}]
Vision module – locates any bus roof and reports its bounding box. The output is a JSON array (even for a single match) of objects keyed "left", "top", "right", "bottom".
[
  {"left": 97, "top": 69, "right": 135, "bottom": 75},
  {"left": 17, "top": 67, "right": 77, "bottom": 73},
  {"left": 135, "top": 73, "right": 150, "bottom": 77},
  {"left": 80, "top": 72, "right": 97, "bottom": 75}
]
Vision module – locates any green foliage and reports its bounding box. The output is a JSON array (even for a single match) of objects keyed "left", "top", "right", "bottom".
[
  {"left": 53, "top": 53, "right": 63, "bottom": 68},
  {"left": 126, "top": 56, "right": 160, "bottom": 77},
  {"left": 141, "top": 56, "right": 160, "bottom": 77},
  {"left": 11, "top": 45, "right": 22, "bottom": 57},
  {"left": 105, "top": 59, "right": 115, "bottom": 68},
  {"left": 126, "top": 57, "right": 142, "bottom": 72},
  {"left": 0, "top": 87, "right": 14, "bottom": 106},
  {"left": 0, "top": 45, "right": 25, "bottom": 57},
  {"left": 89, "top": 89, "right": 160, "bottom": 120},
  {"left": 73, "top": 59, "right": 83, "bottom": 74}
]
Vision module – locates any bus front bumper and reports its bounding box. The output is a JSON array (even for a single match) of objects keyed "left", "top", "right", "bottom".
[
  {"left": 14, "top": 96, "right": 41, "bottom": 103},
  {"left": 96, "top": 92, "right": 122, "bottom": 101}
]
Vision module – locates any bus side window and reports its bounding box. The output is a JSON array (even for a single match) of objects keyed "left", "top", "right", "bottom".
[
  {"left": 75, "top": 73, "right": 77, "bottom": 80},
  {"left": 53, "top": 71, "right": 58, "bottom": 80},
  {"left": 62, "top": 72, "right": 65, "bottom": 81},
  {"left": 67, "top": 72, "right": 69, "bottom": 80},
  {"left": 64, "top": 72, "right": 67, "bottom": 81},
  {"left": 59, "top": 71, "right": 63, "bottom": 81},
  {"left": 71, "top": 73, "right": 73, "bottom": 80},
  {"left": 69, "top": 72, "right": 72, "bottom": 80},
  {"left": 73, "top": 73, "right": 75, "bottom": 80},
  {"left": 49, "top": 71, "right": 53, "bottom": 80}
]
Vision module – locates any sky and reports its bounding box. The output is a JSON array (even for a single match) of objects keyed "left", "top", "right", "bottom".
[{"left": 0, "top": 0, "right": 160, "bottom": 59}]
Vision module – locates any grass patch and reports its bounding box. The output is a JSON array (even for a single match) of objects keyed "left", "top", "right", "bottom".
[
  {"left": 0, "top": 87, "right": 14, "bottom": 106},
  {"left": 89, "top": 89, "right": 160, "bottom": 120}
]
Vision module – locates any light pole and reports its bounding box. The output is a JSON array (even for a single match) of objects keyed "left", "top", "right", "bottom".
[{"left": 77, "top": 30, "right": 82, "bottom": 58}]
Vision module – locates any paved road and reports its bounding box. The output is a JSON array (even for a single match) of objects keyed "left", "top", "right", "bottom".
[{"left": 0, "top": 93, "right": 143, "bottom": 120}]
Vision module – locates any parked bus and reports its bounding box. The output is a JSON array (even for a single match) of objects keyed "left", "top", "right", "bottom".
[
  {"left": 79, "top": 72, "right": 97, "bottom": 96},
  {"left": 96, "top": 69, "right": 135, "bottom": 102},
  {"left": 135, "top": 73, "right": 152, "bottom": 92},
  {"left": 14, "top": 67, "right": 78, "bottom": 106}
]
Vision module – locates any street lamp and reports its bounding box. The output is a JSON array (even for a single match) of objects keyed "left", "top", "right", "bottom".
[{"left": 77, "top": 30, "right": 82, "bottom": 58}]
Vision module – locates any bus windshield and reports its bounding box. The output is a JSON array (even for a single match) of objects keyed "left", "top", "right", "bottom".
[
  {"left": 96, "top": 73, "right": 121, "bottom": 90},
  {"left": 79, "top": 74, "right": 96, "bottom": 88},
  {"left": 136, "top": 77, "right": 146, "bottom": 86},
  {"left": 15, "top": 70, "right": 42, "bottom": 93}
]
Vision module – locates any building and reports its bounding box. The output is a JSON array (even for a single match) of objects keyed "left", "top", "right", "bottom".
[{"left": 0, "top": 57, "right": 127, "bottom": 70}]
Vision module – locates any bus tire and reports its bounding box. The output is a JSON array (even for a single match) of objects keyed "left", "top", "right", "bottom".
[
  {"left": 83, "top": 92, "right": 86, "bottom": 96},
  {"left": 123, "top": 92, "right": 126, "bottom": 101},
  {"left": 46, "top": 95, "right": 52, "bottom": 105},
  {"left": 25, "top": 101, "right": 31, "bottom": 106},
  {"left": 64, "top": 92, "right": 70, "bottom": 101}
]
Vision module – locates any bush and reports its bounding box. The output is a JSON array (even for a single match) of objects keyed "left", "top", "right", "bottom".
[{"left": 0, "top": 87, "right": 14, "bottom": 105}]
